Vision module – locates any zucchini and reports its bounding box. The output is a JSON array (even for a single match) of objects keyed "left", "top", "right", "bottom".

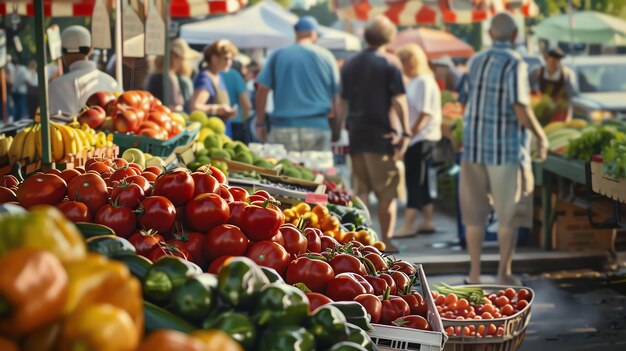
[
  {"left": 330, "top": 301, "right": 373, "bottom": 332},
  {"left": 144, "top": 300, "right": 195, "bottom": 334},
  {"left": 113, "top": 254, "right": 152, "bottom": 280},
  {"left": 75, "top": 222, "right": 116, "bottom": 239},
  {"left": 86, "top": 235, "right": 136, "bottom": 257}
]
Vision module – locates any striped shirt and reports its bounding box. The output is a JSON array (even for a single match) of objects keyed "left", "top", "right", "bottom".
[{"left": 459, "top": 41, "right": 531, "bottom": 165}]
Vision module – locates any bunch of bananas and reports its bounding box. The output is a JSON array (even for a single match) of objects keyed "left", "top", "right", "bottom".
[
  {"left": 0, "top": 134, "right": 14, "bottom": 162},
  {"left": 8, "top": 120, "right": 114, "bottom": 164}
]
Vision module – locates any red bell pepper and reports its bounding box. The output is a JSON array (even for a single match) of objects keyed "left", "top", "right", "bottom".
[
  {"left": 285, "top": 256, "right": 335, "bottom": 293},
  {"left": 400, "top": 290, "right": 429, "bottom": 318},
  {"left": 379, "top": 273, "right": 397, "bottom": 295},
  {"left": 379, "top": 288, "right": 410, "bottom": 325},
  {"left": 228, "top": 201, "right": 249, "bottom": 228},
  {"left": 303, "top": 228, "right": 322, "bottom": 253},
  {"left": 241, "top": 200, "right": 285, "bottom": 241},
  {"left": 354, "top": 293, "right": 382, "bottom": 324},
  {"left": 326, "top": 273, "right": 368, "bottom": 301},
  {"left": 362, "top": 275, "right": 389, "bottom": 296}
]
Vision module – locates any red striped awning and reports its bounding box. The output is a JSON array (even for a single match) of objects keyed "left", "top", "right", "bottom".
[
  {"left": 331, "top": 0, "right": 537, "bottom": 25},
  {"left": 0, "top": 0, "right": 248, "bottom": 17}
]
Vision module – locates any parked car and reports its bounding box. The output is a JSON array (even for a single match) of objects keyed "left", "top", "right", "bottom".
[{"left": 563, "top": 55, "right": 626, "bottom": 121}]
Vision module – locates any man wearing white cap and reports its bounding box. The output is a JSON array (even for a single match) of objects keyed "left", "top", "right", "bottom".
[{"left": 48, "top": 25, "right": 120, "bottom": 116}]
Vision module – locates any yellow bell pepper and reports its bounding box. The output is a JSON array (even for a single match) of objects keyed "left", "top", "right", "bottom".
[
  {"left": 0, "top": 247, "right": 68, "bottom": 337},
  {"left": 191, "top": 330, "right": 243, "bottom": 351},
  {"left": 57, "top": 303, "right": 139, "bottom": 351},
  {"left": 0, "top": 205, "right": 86, "bottom": 262},
  {"left": 63, "top": 254, "right": 144, "bottom": 333}
]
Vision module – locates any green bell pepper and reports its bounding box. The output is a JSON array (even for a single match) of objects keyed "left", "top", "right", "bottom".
[
  {"left": 143, "top": 256, "right": 203, "bottom": 302},
  {"left": 342, "top": 223, "right": 357, "bottom": 232},
  {"left": 330, "top": 301, "right": 373, "bottom": 332},
  {"left": 253, "top": 283, "right": 309, "bottom": 327},
  {"left": 307, "top": 304, "right": 350, "bottom": 348},
  {"left": 260, "top": 266, "right": 284, "bottom": 283},
  {"left": 169, "top": 273, "right": 218, "bottom": 323},
  {"left": 86, "top": 235, "right": 136, "bottom": 257},
  {"left": 327, "top": 341, "right": 369, "bottom": 351},
  {"left": 258, "top": 325, "right": 315, "bottom": 351},
  {"left": 202, "top": 305, "right": 235, "bottom": 329},
  {"left": 346, "top": 323, "right": 375, "bottom": 351},
  {"left": 210, "top": 311, "right": 257, "bottom": 350},
  {"left": 218, "top": 257, "right": 269, "bottom": 308}
]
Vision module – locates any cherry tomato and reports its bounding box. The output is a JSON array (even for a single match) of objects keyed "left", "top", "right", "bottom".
[
  {"left": 245, "top": 241, "right": 289, "bottom": 276},
  {"left": 517, "top": 299, "right": 529, "bottom": 310},
  {"left": 128, "top": 230, "right": 164, "bottom": 257},
  {"left": 500, "top": 304, "right": 515, "bottom": 316},
  {"left": 153, "top": 168, "right": 195, "bottom": 207},
  {"left": 67, "top": 173, "right": 108, "bottom": 214},
  {"left": 481, "top": 312, "right": 494, "bottom": 319},
  {"left": 517, "top": 288, "right": 531, "bottom": 302},
  {"left": 137, "top": 196, "right": 176, "bottom": 234},
  {"left": 504, "top": 288, "right": 517, "bottom": 301},
  {"left": 445, "top": 293, "right": 459, "bottom": 306},
  {"left": 94, "top": 204, "right": 137, "bottom": 238},
  {"left": 17, "top": 173, "right": 67, "bottom": 208},
  {"left": 495, "top": 296, "right": 510, "bottom": 308},
  {"left": 457, "top": 298, "right": 470, "bottom": 310},
  {"left": 204, "top": 224, "right": 249, "bottom": 261},
  {"left": 185, "top": 193, "right": 229, "bottom": 233},
  {"left": 435, "top": 295, "right": 446, "bottom": 306}
]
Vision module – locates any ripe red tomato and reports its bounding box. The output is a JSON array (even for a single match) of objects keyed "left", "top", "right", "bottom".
[
  {"left": 364, "top": 252, "right": 388, "bottom": 272},
  {"left": 108, "top": 167, "right": 137, "bottom": 184},
  {"left": 227, "top": 201, "right": 249, "bottom": 228},
  {"left": 110, "top": 182, "right": 145, "bottom": 209},
  {"left": 390, "top": 261, "right": 417, "bottom": 276},
  {"left": 204, "top": 224, "right": 249, "bottom": 261},
  {"left": 128, "top": 230, "right": 164, "bottom": 257},
  {"left": 252, "top": 190, "right": 271, "bottom": 200},
  {"left": 304, "top": 228, "right": 322, "bottom": 253},
  {"left": 141, "top": 172, "right": 158, "bottom": 182},
  {"left": 354, "top": 294, "right": 383, "bottom": 324},
  {"left": 207, "top": 255, "right": 233, "bottom": 275},
  {"left": 17, "top": 173, "right": 67, "bottom": 208},
  {"left": 245, "top": 241, "right": 289, "bottom": 276},
  {"left": 269, "top": 231, "right": 285, "bottom": 246},
  {"left": 390, "top": 271, "right": 412, "bottom": 295},
  {"left": 185, "top": 193, "right": 230, "bottom": 233},
  {"left": 361, "top": 245, "right": 382, "bottom": 256},
  {"left": 47, "top": 168, "right": 62, "bottom": 176},
  {"left": 306, "top": 293, "right": 333, "bottom": 313},
  {"left": 400, "top": 291, "right": 428, "bottom": 318},
  {"left": 329, "top": 254, "right": 367, "bottom": 275},
  {"left": 67, "top": 173, "right": 108, "bottom": 214},
  {"left": 126, "top": 175, "right": 151, "bottom": 196},
  {"left": 191, "top": 171, "right": 219, "bottom": 196},
  {"left": 0, "top": 186, "right": 17, "bottom": 203},
  {"left": 217, "top": 184, "right": 234, "bottom": 203},
  {"left": 286, "top": 257, "right": 335, "bottom": 293},
  {"left": 86, "top": 161, "right": 113, "bottom": 175},
  {"left": 113, "top": 107, "right": 140, "bottom": 133},
  {"left": 94, "top": 204, "right": 137, "bottom": 238},
  {"left": 279, "top": 225, "right": 308, "bottom": 257},
  {"left": 86, "top": 91, "right": 115, "bottom": 108},
  {"left": 137, "top": 196, "right": 176, "bottom": 234},
  {"left": 148, "top": 111, "right": 172, "bottom": 130},
  {"left": 59, "top": 168, "right": 81, "bottom": 184},
  {"left": 320, "top": 235, "right": 340, "bottom": 251},
  {"left": 153, "top": 168, "right": 195, "bottom": 207},
  {"left": 0, "top": 175, "right": 19, "bottom": 188},
  {"left": 171, "top": 231, "right": 207, "bottom": 267},
  {"left": 393, "top": 315, "right": 430, "bottom": 330},
  {"left": 326, "top": 273, "right": 368, "bottom": 301},
  {"left": 143, "top": 166, "right": 163, "bottom": 176},
  {"left": 209, "top": 166, "right": 227, "bottom": 185},
  {"left": 85, "top": 157, "right": 113, "bottom": 170},
  {"left": 77, "top": 105, "right": 106, "bottom": 129},
  {"left": 228, "top": 187, "right": 249, "bottom": 202},
  {"left": 148, "top": 242, "right": 189, "bottom": 261},
  {"left": 57, "top": 201, "right": 93, "bottom": 222}
]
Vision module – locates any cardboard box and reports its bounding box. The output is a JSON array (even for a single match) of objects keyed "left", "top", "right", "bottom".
[
  {"left": 553, "top": 201, "right": 615, "bottom": 251},
  {"left": 591, "top": 159, "right": 626, "bottom": 204}
]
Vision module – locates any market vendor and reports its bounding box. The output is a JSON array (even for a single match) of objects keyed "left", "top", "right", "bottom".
[
  {"left": 530, "top": 48, "right": 574, "bottom": 123},
  {"left": 48, "top": 25, "right": 120, "bottom": 116}
]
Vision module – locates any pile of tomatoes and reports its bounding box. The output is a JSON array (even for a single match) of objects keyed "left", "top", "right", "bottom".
[
  {"left": 79, "top": 90, "right": 185, "bottom": 140},
  {"left": 433, "top": 287, "right": 532, "bottom": 337}
]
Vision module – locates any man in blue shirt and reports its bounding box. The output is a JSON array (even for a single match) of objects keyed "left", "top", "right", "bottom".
[
  {"left": 255, "top": 16, "right": 340, "bottom": 152},
  {"left": 459, "top": 13, "right": 548, "bottom": 285}
]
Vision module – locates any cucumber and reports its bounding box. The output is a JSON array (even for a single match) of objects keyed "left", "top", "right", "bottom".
[
  {"left": 75, "top": 222, "right": 116, "bottom": 239},
  {"left": 113, "top": 254, "right": 152, "bottom": 280},
  {"left": 86, "top": 235, "right": 136, "bottom": 257},
  {"left": 329, "top": 301, "right": 373, "bottom": 332},
  {"left": 144, "top": 300, "right": 196, "bottom": 334}
]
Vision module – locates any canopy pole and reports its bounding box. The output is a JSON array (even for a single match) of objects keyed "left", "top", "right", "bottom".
[
  {"left": 163, "top": 0, "right": 171, "bottom": 107},
  {"left": 115, "top": 0, "right": 123, "bottom": 86},
  {"left": 34, "top": 0, "right": 51, "bottom": 168}
]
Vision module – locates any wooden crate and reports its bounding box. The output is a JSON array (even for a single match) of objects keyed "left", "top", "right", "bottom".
[
  {"left": 553, "top": 201, "right": 615, "bottom": 251},
  {"left": 590, "top": 159, "right": 626, "bottom": 204},
  {"left": 213, "top": 157, "right": 280, "bottom": 177}
]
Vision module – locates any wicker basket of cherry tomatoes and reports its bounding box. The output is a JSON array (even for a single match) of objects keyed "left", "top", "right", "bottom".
[{"left": 433, "top": 284, "right": 534, "bottom": 351}]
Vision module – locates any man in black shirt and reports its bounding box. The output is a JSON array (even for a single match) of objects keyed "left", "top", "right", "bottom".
[{"left": 339, "top": 15, "right": 411, "bottom": 253}]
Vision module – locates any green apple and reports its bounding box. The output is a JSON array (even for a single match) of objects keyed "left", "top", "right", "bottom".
[
  {"left": 146, "top": 156, "right": 165, "bottom": 169},
  {"left": 122, "top": 148, "right": 146, "bottom": 169}
]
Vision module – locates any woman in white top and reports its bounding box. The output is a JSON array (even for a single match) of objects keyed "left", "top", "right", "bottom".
[{"left": 395, "top": 44, "right": 442, "bottom": 236}]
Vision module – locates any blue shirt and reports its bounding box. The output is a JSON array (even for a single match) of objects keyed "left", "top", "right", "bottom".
[
  {"left": 220, "top": 69, "right": 247, "bottom": 123},
  {"left": 257, "top": 43, "right": 340, "bottom": 129},
  {"left": 194, "top": 70, "right": 233, "bottom": 136},
  {"left": 459, "top": 41, "right": 531, "bottom": 166}
]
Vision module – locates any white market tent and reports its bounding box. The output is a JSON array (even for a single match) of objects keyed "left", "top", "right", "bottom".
[{"left": 179, "top": 0, "right": 362, "bottom": 51}]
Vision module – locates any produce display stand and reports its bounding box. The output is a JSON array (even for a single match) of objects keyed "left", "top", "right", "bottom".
[
  {"left": 533, "top": 152, "right": 588, "bottom": 249},
  {"left": 441, "top": 285, "right": 534, "bottom": 351},
  {"left": 213, "top": 157, "right": 280, "bottom": 177},
  {"left": 369, "top": 265, "right": 448, "bottom": 351}
]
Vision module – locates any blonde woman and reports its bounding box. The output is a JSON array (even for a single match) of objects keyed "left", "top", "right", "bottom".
[{"left": 395, "top": 44, "right": 442, "bottom": 236}]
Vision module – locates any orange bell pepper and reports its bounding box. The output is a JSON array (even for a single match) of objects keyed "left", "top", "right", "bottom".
[
  {"left": 138, "top": 330, "right": 208, "bottom": 351},
  {"left": 191, "top": 330, "right": 243, "bottom": 351},
  {"left": 0, "top": 247, "right": 68, "bottom": 336}
]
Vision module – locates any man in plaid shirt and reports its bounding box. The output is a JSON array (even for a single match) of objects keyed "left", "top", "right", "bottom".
[{"left": 459, "top": 13, "right": 548, "bottom": 285}]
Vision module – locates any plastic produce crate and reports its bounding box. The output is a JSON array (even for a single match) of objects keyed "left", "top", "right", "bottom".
[
  {"left": 441, "top": 285, "right": 534, "bottom": 351},
  {"left": 112, "top": 123, "right": 199, "bottom": 157},
  {"left": 369, "top": 265, "right": 448, "bottom": 351}
]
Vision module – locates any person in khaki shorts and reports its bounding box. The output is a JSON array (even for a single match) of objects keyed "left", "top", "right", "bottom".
[
  {"left": 339, "top": 16, "right": 411, "bottom": 253},
  {"left": 458, "top": 13, "right": 548, "bottom": 285}
]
